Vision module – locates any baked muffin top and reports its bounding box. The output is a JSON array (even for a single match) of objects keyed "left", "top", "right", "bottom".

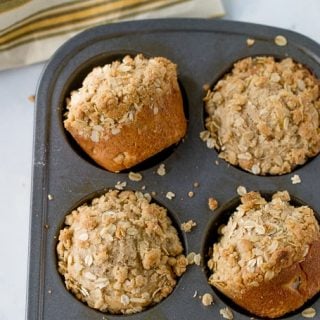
[
  {"left": 208, "top": 191, "right": 319, "bottom": 293},
  {"left": 64, "top": 54, "right": 179, "bottom": 144},
  {"left": 202, "top": 57, "right": 320, "bottom": 175},
  {"left": 57, "top": 190, "right": 186, "bottom": 314}
]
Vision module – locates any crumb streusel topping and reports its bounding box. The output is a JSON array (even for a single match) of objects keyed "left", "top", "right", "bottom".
[
  {"left": 64, "top": 54, "right": 179, "bottom": 143},
  {"left": 57, "top": 190, "right": 186, "bottom": 314},
  {"left": 203, "top": 57, "right": 320, "bottom": 175},
  {"left": 208, "top": 191, "right": 319, "bottom": 294}
]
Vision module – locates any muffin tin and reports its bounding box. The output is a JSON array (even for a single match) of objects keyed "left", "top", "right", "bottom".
[{"left": 27, "top": 19, "right": 320, "bottom": 320}]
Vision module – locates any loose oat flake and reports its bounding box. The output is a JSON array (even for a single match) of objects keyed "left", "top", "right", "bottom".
[
  {"left": 166, "top": 191, "right": 175, "bottom": 200},
  {"left": 181, "top": 220, "right": 197, "bottom": 232},
  {"left": 275, "top": 35, "right": 287, "bottom": 46},
  {"left": 48, "top": 194, "right": 54, "bottom": 200},
  {"left": 302, "top": 307, "right": 316, "bottom": 318},
  {"left": 128, "top": 172, "right": 143, "bottom": 182},
  {"left": 237, "top": 185, "right": 247, "bottom": 196},
  {"left": 193, "top": 253, "right": 201, "bottom": 266},
  {"left": 115, "top": 181, "right": 127, "bottom": 190},
  {"left": 187, "top": 252, "right": 196, "bottom": 265},
  {"left": 202, "top": 293, "right": 214, "bottom": 306},
  {"left": 188, "top": 191, "right": 194, "bottom": 198},
  {"left": 291, "top": 174, "right": 301, "bottom": 184},
  {"left": 220, "top": 307, "right": 234, "bottom": 319},
  {"left": 246, "top": 38, "right": 255, "bottom": 46},
  {"left": 157, "top": 163, "right": 166, "bottom": 176}
]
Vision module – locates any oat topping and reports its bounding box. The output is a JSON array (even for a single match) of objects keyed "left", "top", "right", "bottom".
[
  {"left": 203, "top": 56, "right": 320, "bottom": 175},
  {"left": 128, "top": 172, "right": 143, "bottom": 182},
  {"left": 220, "top": 307, "right": 234, "bottom": 319},
  {"left": 302, "top": 307, "right": 317, "bottom": 318},
  {"left": 291, "top": 174, "right": 301, "bottom": 184},
  {"left": 201, "top": 293, "right": 214, "bottom": 306},
  {"left": 246, "top": 38, "right": 255, "bottom": 47},
  {"left": 181, "top": 220, "right": 197, "bottom": 232},
  {"left": 166, "top": 191, "right": 176, "bottom": 200},
  {"left": 48, "top": 194, "right": 54, "bottom": 200},
  {"left": 193, "top": 182, "right": 200, "bottom": 188},
  {"left": 274, "top": 35, "right": 287, "bottom": 46},
  {"left": 208, "top": 191, "right": 320, "bottom": 294},
  {"left": 193, "top": 290, "right": 198, "bottom": 298},
  {"left": 115, "top": 181, "right": 127, "bottom": 190},
  {"left": 57, "top": 190, "right": 187, "bottom": 314},
  {"left": 156, "top": 164, "right": 166, "bottom": 176},
  {"left": 64, "top": 55, "right": 179, "bottom": 143},
  {"left": 208, "top": 197, "right": 219, "bottom": 211},
  {"left": 188, "top": 191, "right": 195, "bottom": 198}
]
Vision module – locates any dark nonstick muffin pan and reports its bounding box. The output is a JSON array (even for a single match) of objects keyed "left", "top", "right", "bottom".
[{"left": 27, "top": 19, "right": 320, "bottom": 320}]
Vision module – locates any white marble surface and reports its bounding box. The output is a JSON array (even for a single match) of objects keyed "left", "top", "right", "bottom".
[{"left": 0, "top": 1, "right": 319, "bottom": 319}]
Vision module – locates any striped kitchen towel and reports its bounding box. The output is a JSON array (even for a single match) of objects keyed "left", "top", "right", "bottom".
[{"left": 0, "top": 0, "right": 224, "bottom": 70}]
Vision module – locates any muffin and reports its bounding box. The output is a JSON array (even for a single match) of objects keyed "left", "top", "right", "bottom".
[
  {"left": 203, "top": 56, "right": 320, "bottom": 175},
  {"left": 57, "top": 190, "right": 186, "bottom": 314},
  {"left": 64, "top": 54, "right": 187, "bottom": 172},
  {"left": 208, "top": 191, "right": 320, "bottom": 318}
]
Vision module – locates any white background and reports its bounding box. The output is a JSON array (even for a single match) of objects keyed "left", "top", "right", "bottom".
[{"left": 0, "top": 0, "right": 319, "bottom": 319}]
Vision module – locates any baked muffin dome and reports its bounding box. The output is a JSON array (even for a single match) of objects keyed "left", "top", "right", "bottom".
[
  {"left": 57, "top": 190, "right": 186, "bottom": 314},
  {"left": 64, "top": 54, "right": 187, "bottom": 172},
  {"left": 203, "top": 56, "right": 320, "bottom": 175},
  {"left": 208, "top": 191, "right": 320, "bottom": 318}
]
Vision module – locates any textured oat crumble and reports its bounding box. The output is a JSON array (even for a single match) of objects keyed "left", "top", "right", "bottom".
[
  {"left": 64, "top": 55, "right": 179, "bottom": 143},
  {"left": 208, "top": 191, "right": 320, "bottom": 295},
  {"left": 57, "top": 190, "right": 186, "bottom": 314},
  {"left": 203, "top": 56, "right": 320, "bottom": 175},
  {"left": 181, "top": 220, "right": 197, "bottom": 232}
]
